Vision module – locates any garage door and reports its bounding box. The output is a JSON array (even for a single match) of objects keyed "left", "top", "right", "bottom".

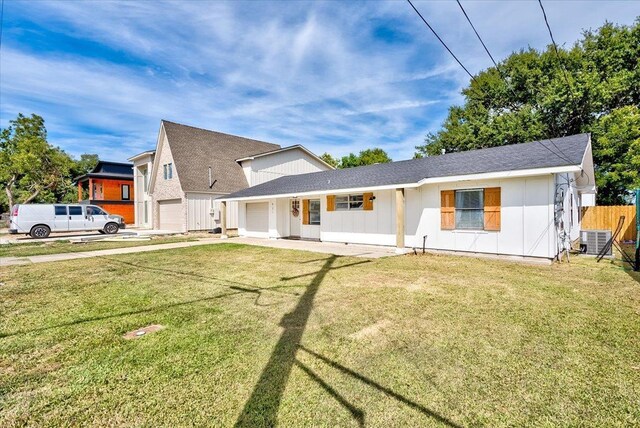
[
  {"left": 159, "top": 199, "right": 183, "bottom": 231},
  {"left": 246, "top": 202, "right": 268, "bottom": 233}
]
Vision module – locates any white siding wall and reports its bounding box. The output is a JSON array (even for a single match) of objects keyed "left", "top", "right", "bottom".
[
  {"left": 247, "top": 149, "right": 329, "bottom": 186},
  {"left": 406, "top": 176, "right": 556, "bottom": 258},
  {"left": 320, "top": 190, "right": 396, "bottom": 246},
  {"left": 186, "top": 193, "right": 239, "bottom": 231},
  {"left": 236, "top": 175, "right": 559, "bottom": 258}
]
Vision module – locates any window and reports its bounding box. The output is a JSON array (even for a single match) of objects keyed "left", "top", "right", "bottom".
[
  {"left": 455, "top": 189, "right": 484, "bottom": 229},
  {"left": 122, "top": 184, "right": 130, "bottom": 200},
  {"left": 143, "top": 169, "right": 148, "bottom": 192},
  {"left": 88, "top": 206, "right": 107, "bottom": 216},
  {"left": 54, "top": 205, "right": 67, "bottom": 216},
  {"left": 69, "top": 206, "right": 83, "bottom": 216},
  {"left": 163, "top": 163, "right": 173, "bottom": 180},
  {"left": 309, "top": 199, "right": 321, "bottom": 225},
  {"left": 336, "top": 194, "right": 364, "bottom": 210}
]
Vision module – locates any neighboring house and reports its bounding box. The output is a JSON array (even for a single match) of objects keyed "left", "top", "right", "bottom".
[
  {"left": 128, "top": 120, "right": 333, "bottom": 232},
  {"left": 220, "top": 134, "right": 597, "bottom": 260},
  {"left": 75, "top": 161, "right": 135, "bottom": 223}
]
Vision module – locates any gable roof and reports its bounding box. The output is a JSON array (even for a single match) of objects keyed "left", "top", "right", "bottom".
[
  {"left": 235, "top": 144, "right": 335, "bottom": 169},
  {"left": 75, "top": 160, "right": 133, "bottom": 182},
  {"left": 221, "top": 133, "right": 591, "bottom": 200},
  {"left": 160, "top": 120, "right": 280, "bottom": 193}
]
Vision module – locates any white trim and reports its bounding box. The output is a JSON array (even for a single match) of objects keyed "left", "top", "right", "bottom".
[
  {"left": 127, "top": 150, "right": 156, "bottom": 162},
  {"left": 235, "top": 145, "right": 335, "bottom": 170},
  {"left": 219, "top": 165, "right": 582, "bottom": 202}
]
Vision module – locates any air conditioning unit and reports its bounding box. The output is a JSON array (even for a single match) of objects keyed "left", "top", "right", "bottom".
[{"left": 581, "top": 230, "right": 612, "bottom": 256}]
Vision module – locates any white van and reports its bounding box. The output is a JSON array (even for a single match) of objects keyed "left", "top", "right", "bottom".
[{"left": 8, "top": 204, "right": 124, "bottom": 238}]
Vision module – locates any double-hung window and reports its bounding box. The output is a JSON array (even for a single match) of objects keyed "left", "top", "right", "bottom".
[
  {"left": 455, "top": 189, "right": 484, "bottom": 230},
  {"left": 163, "top": 163, "right": 173, "bottom": 180},
  {"left": 335, "top": 194, "right": 364, "bottom": 210},
  {"left": 309, "top": 199, "right": 321, "bottom": 225}
]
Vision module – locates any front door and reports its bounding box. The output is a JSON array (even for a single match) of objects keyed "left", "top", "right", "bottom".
[{"left": 290, "top": 199, "right": 301, "bottom": 237}]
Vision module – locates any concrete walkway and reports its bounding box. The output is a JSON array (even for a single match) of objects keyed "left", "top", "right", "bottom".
[
  {"left": 1, "top": 237, "right": 397, "bottom": 266},
  {"left": 235, "top": 237, "right": 397, "bottom": 259}
]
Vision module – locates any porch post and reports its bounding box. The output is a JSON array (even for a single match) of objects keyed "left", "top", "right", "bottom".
[
  {"left": 88, "top": 178, "right": 93, "bottom": 200},
  {"left": 77, "top": 181, "right": 83, "bottom": 202},
  {"left": 220, "top": 200, "right": 228, "bottom": 239},
  {"left": 395, "top": 188, "right": 405, "bottom": 253}
]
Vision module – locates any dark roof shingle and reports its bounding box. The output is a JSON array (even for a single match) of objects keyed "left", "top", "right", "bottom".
[
  {"left": 222, "top": 134, "right": 590, "bottom": 199},
  {"left": 162, "top": 120, "right": 280, "bottom": 193}
]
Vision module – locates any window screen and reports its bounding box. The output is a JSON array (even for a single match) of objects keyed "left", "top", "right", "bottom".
[
  {"left": 309, "top": 200, "right": 321, "bottom": 225},
  {"left": 54, "top": 206, "right": 67, "bottom": 216},
  {"left": 69, "top": 206, "right": 83, "bottom": 216},
  {"left": 455, "top": 189, "right": 484, "bottom": 229}
]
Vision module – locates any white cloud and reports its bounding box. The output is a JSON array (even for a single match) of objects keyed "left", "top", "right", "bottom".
[{"left": 0, "top": 0, "right": 637, "bottom": 161}]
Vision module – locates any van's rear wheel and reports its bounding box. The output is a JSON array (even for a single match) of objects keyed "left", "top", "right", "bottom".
[
  {"left": 104, "top": 222, "right": 119, "bottom": 235},
  {"left": 30, "top": 225, "right": 51, "bottom": 239}
]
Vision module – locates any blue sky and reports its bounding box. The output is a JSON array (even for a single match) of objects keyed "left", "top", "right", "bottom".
[{"left": 0, "top": 1, "right": 638, "bottom": 162}]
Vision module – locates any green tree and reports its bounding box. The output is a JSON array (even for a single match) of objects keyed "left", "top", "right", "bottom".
[
  {"left": 0, "top": 114, "right": 74, "bottom": 210},
  {"left": 319, "top": 152, "right": 340, "bottom": 168},
  {"left": 415, "top": 19, "right": 640, "bottom": 204},
  {"left": 338, "top": 148, "right": 392, "bottom": 169}
]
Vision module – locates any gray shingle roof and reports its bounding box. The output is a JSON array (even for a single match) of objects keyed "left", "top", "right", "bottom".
[
  {"left": 222, "top": 133, "right": 590, "bottom": 199},
  {"left": 162, "top": 120, "right": 280, "bottom": 193}
]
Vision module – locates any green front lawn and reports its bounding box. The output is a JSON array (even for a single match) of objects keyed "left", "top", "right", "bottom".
[
  {"left": 0, "top": 235, "right": 198, "bottom": 258},
  {"left": 1, "top": 244, "right": 638, "bottom": 426}
]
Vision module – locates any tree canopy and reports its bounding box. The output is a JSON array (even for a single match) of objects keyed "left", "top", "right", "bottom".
[
  {"left": 321, "top": 148, "right": 392, "bottom": 169},
  {"left": 0, "top": 114, "right": 99, "bottom": 211},
  {"left": 415, "top": 19, "right": 640, "bottom": 205}
]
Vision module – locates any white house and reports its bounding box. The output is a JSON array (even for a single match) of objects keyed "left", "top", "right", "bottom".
[
  {"left": 219, "top": 134, "right": 596, "bottom": 260},
  {"left": 128, "top": 120, "right": 333, "bottom": 232}
]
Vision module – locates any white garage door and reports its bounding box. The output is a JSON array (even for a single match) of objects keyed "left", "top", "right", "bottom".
[
  {"left": 246, "top": 202, "right": 269, "bottom": 233},
  {"left": 159, "top": 199, "right": 183, "bottom": 231}
]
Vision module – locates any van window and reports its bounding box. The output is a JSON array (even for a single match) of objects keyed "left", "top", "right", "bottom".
[
  {"left": 54, "top": 206, "right": 67, "bottom": 216},
  {"left": 87, "top": 206, "right": 107, "bottom": 216},
  {"left": 69, "top": 206, "right": 83, "bottom": 216}
]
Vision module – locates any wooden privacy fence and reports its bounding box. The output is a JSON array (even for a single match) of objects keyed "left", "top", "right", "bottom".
[{"left": 581, "top": 205, "right": 637, "bottom": 241}]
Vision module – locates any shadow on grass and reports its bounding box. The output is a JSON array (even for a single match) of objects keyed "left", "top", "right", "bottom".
[
  {"left": 234, "top": 255, "right": 460, "bottom": 427},
  {"left": 0, "top": 256, "right": 304, "bottom": 338},
  {"left": 298, "top": 346, "right": 462, "bottom": 428}
]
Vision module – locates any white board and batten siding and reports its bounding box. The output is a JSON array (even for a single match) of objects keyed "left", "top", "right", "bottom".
[
  {"left": 186, "top": 193, "right": 238, "bottom": 231},
  {"left": 315, "top": 175, "right": 558, "bottom": 258},
  {"left": 244, "top": 148, "right": 329, "bottom": 186}
]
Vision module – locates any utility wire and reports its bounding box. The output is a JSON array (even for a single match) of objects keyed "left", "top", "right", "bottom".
[
  {"left": 0, "top": 0, "right": 4, "bottom": 51},
  {"left": 455, "top": 0, "right": 575, "bottom": 164},
  {"left": 538, "top": 0, "right": 580, "bottom": 131},
  {"left": 406, "top": 0, "right": 476, "bottom": 83}
]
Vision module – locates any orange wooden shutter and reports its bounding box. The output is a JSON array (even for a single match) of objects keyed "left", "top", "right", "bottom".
[
  {"left": 441, "top": 190, "right": 455, "bottom": 230},
  {"left": 484, "top": 187, "right": 501, "bottom": 231},
  {"left": 302, "top": 199, "right": 310, "bottom": 225},
  {"left": 363, "top": 192, "right": 374, "bottom": 211},
  {"left": 326, "top": 195, "right": 335, "bottom": 211}
]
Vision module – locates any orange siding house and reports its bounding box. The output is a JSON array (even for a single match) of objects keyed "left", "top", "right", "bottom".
[{"left": 75, "top": 161, "right": 135, "bottom": 224}]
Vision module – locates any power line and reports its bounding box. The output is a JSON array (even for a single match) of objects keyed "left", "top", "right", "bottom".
[
  {"left": 406, "top": 0, "right": 476, "bottom": 83},
  {"left": 538, "top": 0, "right": 580, "bottom": 128},
  {"left": 454, "top": 0, "right": 575, "bottom": 165}
]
